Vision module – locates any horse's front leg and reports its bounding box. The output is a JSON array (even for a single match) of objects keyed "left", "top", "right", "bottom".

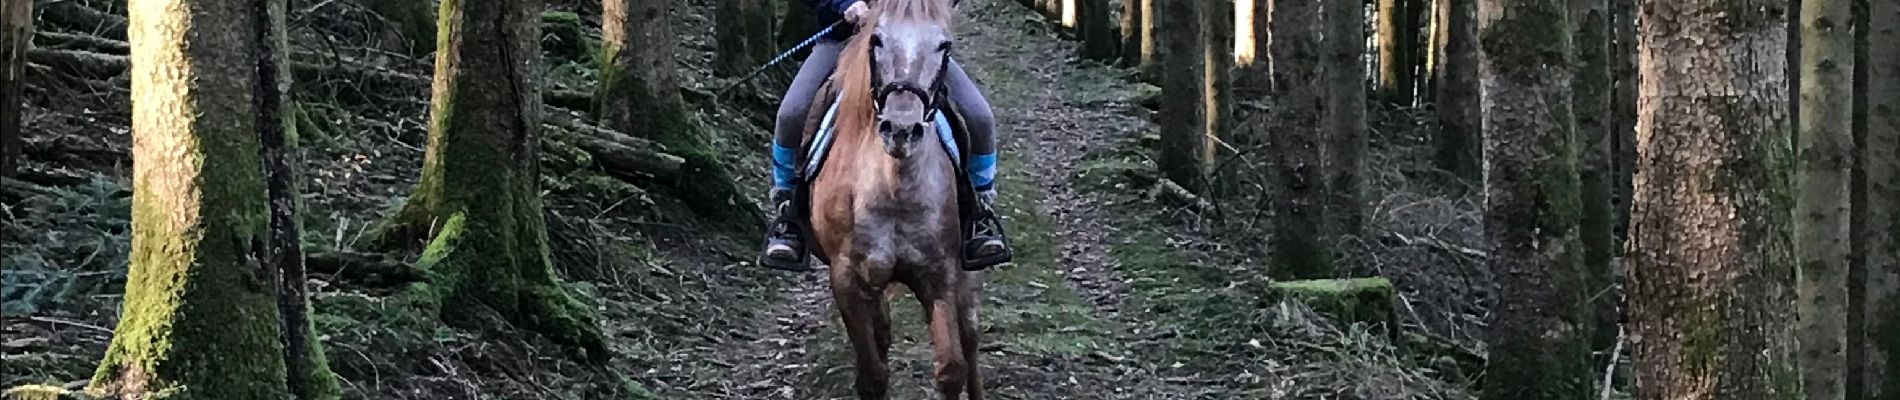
[
  {"left": 831, "top": 259, "right": 894, "bottom": 400},
  {"left": 918, "top": 265, "right": 974, "bottom": 400}
]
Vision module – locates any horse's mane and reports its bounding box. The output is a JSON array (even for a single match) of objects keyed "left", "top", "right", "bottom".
[{"left": 831, "top": 0, "right": 956, "bottom": 138}]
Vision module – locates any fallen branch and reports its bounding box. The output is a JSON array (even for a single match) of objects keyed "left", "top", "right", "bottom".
[
  {"left": 1382, "top": 231, "right": 1489, "bottom": 258},
  {"left": 543, "top": 118, "right": 686, "bottom": 181},
  {"left": 1147, "top": 178, "right": 1213, "bottom": 212},
  {"left": 34, "top": 31, "right": 128, "bottom": 54},
  {"left": 306, "top": 250, "right": 426, "bottom": 287}
]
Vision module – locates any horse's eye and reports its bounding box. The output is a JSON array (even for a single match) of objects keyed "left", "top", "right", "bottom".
[
  {"left": 870, "top": 34, "right": 884, "bottom": 48},
  {"left": 937, "top": 40, "right": 953, "bottom": 52}
]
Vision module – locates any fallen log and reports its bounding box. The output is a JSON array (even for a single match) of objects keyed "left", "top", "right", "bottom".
[
  {"left": 543, "top": 116, "right": 686, "bottom": 181},
  {"left": 33, "top": 31, "right": 126, "bottom": 54},
  {"left": 36, "top": 1, "right": 125, "bottom": 40}
]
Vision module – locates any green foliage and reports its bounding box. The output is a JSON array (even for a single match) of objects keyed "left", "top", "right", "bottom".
[{"left": 1, "top": 179, "right": 130, "bottom": 316}]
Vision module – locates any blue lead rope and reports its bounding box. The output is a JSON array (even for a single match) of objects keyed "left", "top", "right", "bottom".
[{"left": 718, "top": 21, "right": 845, "bottom": 98}]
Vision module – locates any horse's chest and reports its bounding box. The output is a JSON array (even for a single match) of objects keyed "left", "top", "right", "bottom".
[{"left": 848, "top": 199, "right": 953, "bottom": 263}]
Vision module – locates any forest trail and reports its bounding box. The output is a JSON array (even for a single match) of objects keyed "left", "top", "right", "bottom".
[{"left": 698, "top": 0, "right": 1238, "bottom": 398}]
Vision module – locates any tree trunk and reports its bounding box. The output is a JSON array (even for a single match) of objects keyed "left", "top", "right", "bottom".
[
  {"left": 1433, "top": 0, "right": 1478, "bottom": 179},
  {"left": 1137, "top": 0, "right": 1161, "bottom": 83},
  {"left": 1797, "top": 0, "right": 1854, "bottom": 397},
  {"left": 259, "top": 0, "right": 342, "bottom": 397},
  {"left": 1078, "top": 0, "right": 1117, "bottom": 61},
  {"left": 1569, "top": 0, "right": 1616, "bottom": 366},
  {"left": 600, "top": 0, "right": 751, "bottom": 222},
  {"left": 1324, "top": 0, "right": 1367, "bottom": 235},
  {"left": 1267, "top": 0, "right": 1330, "bottom": 279},
  {"left": 1610, "top": 0, "right": 1636, "bottom": 238},
  {"left": 1627, "top": 0, "right": 1799, "bottom": 397},
  {"left": 1858, "top": 0, "right": 1899, "bottom": 397},
  {"left": 1204, "top": 0, "right": 1232, "bottom": 191},
  {"left": 1427, "top": 0, "right": 1448, "bottom": 101},
  {"left": 1377, "top": 0, "right": 1413, "bottom": 104},
  {"left": 1, "top": 0, "right": 27, "bottom": 179},
  {"left": 1158, "top": 0, "right": 1203, "bottom": 190},
  {"left": 1119, "top": 0, "right": 1141, "bottom": 66},
  {"left": 1476, "top": 0, "right": 1590, "bottom": 398},
  {"left": 779, "top": 0, "right": 818, "bottom": 57},
  {"left": 89, "top": 0, "right": 297, "bottom": 396},
  {"left": 384, "top": 0, "right": 607, "bottom": 362},
  {"left": 714, "top": 0, "right": 749, "bottom": 76}
]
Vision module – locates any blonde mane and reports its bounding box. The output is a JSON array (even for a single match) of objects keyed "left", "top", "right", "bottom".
[{"left": 830, "top": 0, "right": 956, "bottom": 138}]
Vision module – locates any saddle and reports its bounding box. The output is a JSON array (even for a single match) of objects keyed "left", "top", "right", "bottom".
[{"left": 789, "top": 78, "right": 981, "bottom": 266}]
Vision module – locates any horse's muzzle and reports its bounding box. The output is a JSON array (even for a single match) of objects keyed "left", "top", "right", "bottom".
[{"left": 879, "top": 119, "right": 927, "bottom": 159}]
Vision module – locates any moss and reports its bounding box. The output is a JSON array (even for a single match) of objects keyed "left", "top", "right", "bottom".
[
  {"left": 541, "top": 11, "right": 597, "bottom": 63},
  {"left": 1268, "top": 278, "right": 1397, "bottom": 329},
  {"left": 2, "top": 385, "right": 70, "bottom": 400}
]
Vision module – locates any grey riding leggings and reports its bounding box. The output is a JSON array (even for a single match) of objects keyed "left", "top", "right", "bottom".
[{"left": 774, "top": 41, "right": 998, "bottom": 156}]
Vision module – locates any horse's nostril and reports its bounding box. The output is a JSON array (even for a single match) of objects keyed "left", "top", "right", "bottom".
[{"left": 879, "top": 120, "right": 894, "bottom": 133}]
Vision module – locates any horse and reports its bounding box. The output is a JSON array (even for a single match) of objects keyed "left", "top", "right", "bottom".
[{"left": 801, "top": 0, "right": 984, "bottom": 398}]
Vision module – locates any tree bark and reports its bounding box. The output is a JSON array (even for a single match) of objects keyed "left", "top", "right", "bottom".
[
  {"left": 1119, "top": 0, "right": 1141, "bottom": 66},
  {"left": 1797, "top": 0, "right": 1854, "bottom": 397},
  {"left": 1377, "top": 0, "right": 1413, "bottom": 104},
  {"left": 1078, "top": 0, "right": 1117, "bottom": 61},
  {"left": 1627, "top": 0, "right": 1799, "bottom": 398},
  {"left": 1, "top": 0, "right": 27, "bottom": 179},
  {"left": 89, "top": 0, "right": 297, "bottom": 396},
  {"left": 714, "top": 0, "right": 750, "bottom": 76},
  {"left": 1324, "top": 0, "right": 1367, "bottom": 235},
  {"left": 1267, "top": 0, "right": 1330, "bottom": 279},
  {"left": 1137, "top": 0, "right": 1161, "bottom": 83},
  {"left": 383, "top": 0, "right": 607, "bottom": 362},
  {"left": 1476, "top": 0, "right": 1590, "bottom": 398},
  {"left": 1858, "top": 0, "right": 1899, "bottom": 397},
  {"left": 600, "top": 0, "right": 751, "bottom": 222},
  {"left": 1159, "top": 0, "right": 1203, "bottom": 190},
  {"left": 1610, "top": 0, "right": 1636, "bottom": 237},
  {"left": 1570, "top": 0, "right": 1616, "bottom": 366},
  {"left": 1433, "top": 0, "right": 1478, "bottom": 179},
  {"left": 1204, "top": 0, "right": 1232, "bottom": 191},
  {"left": 258, "top": 0, "right": 342, "bottom": 398}
]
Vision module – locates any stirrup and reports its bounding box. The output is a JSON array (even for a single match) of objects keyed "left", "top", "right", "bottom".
[
  {"left": 962, "top": 214, "right": 1012, "bottom": 271},
  {"left": 759, "top": 196, "right": 816, "bottom": 272}
]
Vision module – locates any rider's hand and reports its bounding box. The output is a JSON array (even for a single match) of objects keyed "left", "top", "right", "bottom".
[{"left": 843, "top": 1, "right": 870, "bottom": 24}]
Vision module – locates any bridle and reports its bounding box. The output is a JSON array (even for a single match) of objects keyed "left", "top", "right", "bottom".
[{"left": 868, "top": 35, "right": 953, "bottom": 126}]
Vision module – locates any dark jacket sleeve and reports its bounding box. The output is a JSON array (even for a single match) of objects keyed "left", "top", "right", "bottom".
[{"left": 808, "top": 0, "right": 861, "bottom": 23}]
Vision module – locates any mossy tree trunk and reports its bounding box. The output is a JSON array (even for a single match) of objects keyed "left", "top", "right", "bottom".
[
  {"left": 1475, "top": 0, "right": 1591, "bottom": 398},
  {"left": 1797, "top": 0, "right": 1854, "bottom": 397},
  {"left": 1377, "top": 0, "right": 1414, "bottom": 105},
  {"left": 1158, "top": 0, "right": 1203, "bottom": 190},
  {"left": 1569, "top": 0, "right": 1616, "bottom": 365},
  {"left": 1865, "top": 1, "right": 1900, "bottom": 396},
  {"left": 1, "top": 0, "right": 27, "bottom": 179},
  {"left": 1324, "top": 0, "right": 1368, "bottom": 236},
  {"left": 355, "top": 0, "right": 436, "bottom": 55},
  {"left": 259, "top": 0, "right": 342, "bottom": 397},
  {"left": 1627, "top": 0, "right": 1799, "bottom": 397},
  {"left": 383, "top": 0, "right": 608, "bottom": 362},
  {"left": 600, "top": 0, "right": 752, "bottom": 222},
  {"left": 1432, "top": 0, "right": 1478, "bottom": 179},
  {"left": 89, "top": 0, "right": 299, "bottom": 396},
  {"left": 1078, "top": 0, "right": 1117, "bottom": 61},
  {"left": 1857, "top": 0, "right": 1899, "bottom": 397},
  {"left": 1266, "top": 0, "right": 1330, "bottom": 279}
]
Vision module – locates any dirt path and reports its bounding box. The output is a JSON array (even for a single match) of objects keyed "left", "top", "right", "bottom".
[{"left": 702, "top": 1, "right": 1239, "bottom": 398}]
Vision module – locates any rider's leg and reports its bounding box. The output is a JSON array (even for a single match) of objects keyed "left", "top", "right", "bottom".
[
  {"left": 943, "top": 57, "right": 1012, "bottom": 269},
  {"left": 761, "top": 41, "right": 845, "bottom": 270}
]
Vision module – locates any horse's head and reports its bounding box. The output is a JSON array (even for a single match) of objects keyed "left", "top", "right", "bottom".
[{"left": 863, "top": 0, "right": 954, "bottom": 159}]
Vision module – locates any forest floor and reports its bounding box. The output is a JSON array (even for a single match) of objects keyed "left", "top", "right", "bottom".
[{"left": 3, "top": 0, "right": 1504, "bottom": 398}]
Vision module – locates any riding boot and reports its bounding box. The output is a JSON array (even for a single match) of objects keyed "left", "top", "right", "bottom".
[
  {"left": 963, "top": 190, "right": 1013, "bottom": 270},
  {"left": 760, "top": 188, "right": 813, "bottom": 271}
]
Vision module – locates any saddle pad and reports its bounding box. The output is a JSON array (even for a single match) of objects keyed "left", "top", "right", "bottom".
[{"left": 803, "top": 98, "right": 962, "bottom": 179}]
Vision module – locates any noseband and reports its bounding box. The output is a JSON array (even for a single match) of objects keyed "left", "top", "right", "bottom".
[{"left": 868, "top": 41, "right": 952, "bottom": 124}]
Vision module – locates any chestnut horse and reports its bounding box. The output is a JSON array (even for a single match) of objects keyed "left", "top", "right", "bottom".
[{"left": 805, "top": 0, "right": 983, "bottom": 398}]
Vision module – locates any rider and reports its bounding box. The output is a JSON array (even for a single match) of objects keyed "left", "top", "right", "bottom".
[{"left": 761, "top": 0, "right": 1010, "bottom": 271}]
